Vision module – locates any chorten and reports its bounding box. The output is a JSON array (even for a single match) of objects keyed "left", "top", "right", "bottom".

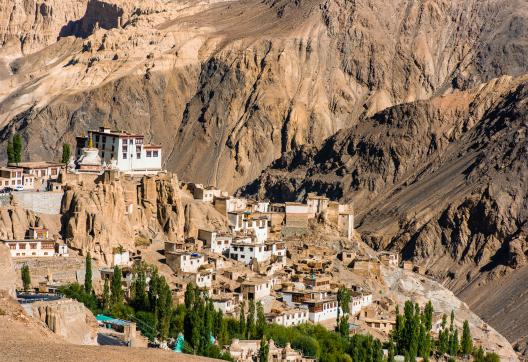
[{"left": 76, "top": 132, "right": 103, "bottom": 173}]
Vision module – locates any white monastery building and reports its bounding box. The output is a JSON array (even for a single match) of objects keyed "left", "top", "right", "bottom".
[{"left": 76, "top": 127, "right": 162, "bottom": 174}]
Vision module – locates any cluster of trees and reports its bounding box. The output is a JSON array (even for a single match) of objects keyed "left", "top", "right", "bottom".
[
  {"left": 6, "top": 133, "right": 23, "bottom": 164},
  {"left": 60, "top": 259, "right": 504, "bottom": 362},
  {"left": 5, "top": 132, "right": 71, "bottom": 165},
  {"left": 390, "top": 301, "right": 500, "bottom": 362}
]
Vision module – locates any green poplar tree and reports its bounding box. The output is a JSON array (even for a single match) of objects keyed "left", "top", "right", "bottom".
[
  {"left": 21, "top": 264, "right": 31, "bottom": 291},
  {"left": 84, "top": 252, "right": 92, "bottom": 294},
  {"left": 388, "top": 341, "right": 395, "bottom": 362},
  {"left": 239, "top": 301, "right": 246, "bottom": 338},
  {"left": 12, "top": 133, "right": 23, "bottom": 163},
  {"left": 131, "top": 263, "right": 149, "bottom": 310},
  {"left": 110, "top": 265, "right": 124, "bottom": 307},
  {"left": 61, "top": 143, "right": 71, "bottom": 164},
  {"left": 256, "top": 301, "right": 266, "bottom": 338},
  {"left": 102, "top": 278, "right": 111, "bottom": 311},
  {"left": 438, "top": 314, "right": 449, "bottom": 354},
  {"left": 247, "top": 300, "right": 256, "bottom": 339},
  {"left": 449, "top": 329, "right": 459, "bottom": 356},
  {"left": 259, "top": 338, "right": 269, "bottom": 362},
  {"left": 461, "top": 320, "right": 472, "bottom": 355}
]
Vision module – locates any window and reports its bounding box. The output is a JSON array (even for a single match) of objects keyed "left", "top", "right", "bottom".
[
  {"left": 146, "top": 151, "right": 152, "bottom": 157},
  {"left": 102, "top": 136, "right": 106, "bottom": 142},
  {"left": 51, "top": 168, "right": 57, "bottom": 176},
  {"left": 136, "top": 153, "right": 141, "bottom": 159},
  {"left": 129, "top": 139, "right": 133, "bottom": 145},
  {"left": 102, "top": 152, "right": 105, "bottom": 158},
  {"left": 153, "top": 150, "right": 159, "bottom": 157},
  {"left": 95, "top": 135, "right": 99, "bottom": 142},
  {"left": 123, "top": 153, "right": 127, "bottom": 159}
]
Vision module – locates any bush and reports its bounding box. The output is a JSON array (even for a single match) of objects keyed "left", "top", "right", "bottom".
[{"left": 59, "top": 283, "right": 98, "bottom": 313}]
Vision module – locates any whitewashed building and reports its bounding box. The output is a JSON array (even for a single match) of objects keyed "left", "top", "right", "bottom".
[
  {"left": 307, "top": 298, "right": 341, "bottom": 323},
  {"left": 267, "top": 308, "right": 309, "bottom": 327},
  {"left": 229, "top": 236, "right": 269, "bottom": 265},
  {"left": 350, "top": 293, "right": 373, "bottom": 316},
  {"left": 228, "top": 213, "right": 268, "bottom": 242},
  {"left": 166, "top": 251, "right": 205, "bottom": 273},
  {"left": 198, "top": 229, "right": 232, "bottom": 255},
  {"left": 76, "top": 127, "right": 162, "bottom": 174},
  {"left": 241, "top": 278, "right": 272, "bottom": 300},
  {"left": 212, "top": 294, "right": 237, "bottom": 314}
]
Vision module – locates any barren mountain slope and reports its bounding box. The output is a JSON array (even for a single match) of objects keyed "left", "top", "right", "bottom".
[
  {"left": 0, "top": 0, "right": 527, "bottom": 191},
  {"left": 241, "top": 75, "right": 528, "bottom": 349}
]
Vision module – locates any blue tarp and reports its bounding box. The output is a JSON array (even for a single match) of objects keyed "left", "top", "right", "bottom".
[{"left": 96, "top": 314, "right": 130, "bottom": 326}]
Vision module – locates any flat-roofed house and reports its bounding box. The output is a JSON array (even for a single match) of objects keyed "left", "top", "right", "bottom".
[
  {"left": 229, "top": 236, "right": 269, "bottom": 265},
  {"left": 0, "top": 167, "right": 23, "bottom": 189},
  {"left": 198, "top": 229, "right": 232, "bottom": 255},
  {"left": 1, "top": 227, "right": 55, "bottom": 258},
  {"left": 228, "top": 212, "right": 268, "bottom": 242},
  {"left": 266, "top": 307, "right": 309, "bottom": 327},
  {"left": 241, "top": 278, "right": 272, "bottom": 300},
  {"left": 166, "top": 251, "right": 205, "bottom": 273},
  {"left": 10, "top": 161, "right": 63, "bottom": 180}
]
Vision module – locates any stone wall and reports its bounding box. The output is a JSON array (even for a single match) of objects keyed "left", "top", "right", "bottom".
[{"left": 12, "top": 192, "right": 64, "bottom": 215}]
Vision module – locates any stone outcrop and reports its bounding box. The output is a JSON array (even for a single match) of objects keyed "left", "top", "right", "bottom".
[
  {"left": 0, "top": 244, "right": 16, "bottom": 297},
  {"left": 30, "top": 298, "right": 98, "bottom": 345},
  {"left": 61, "top": 172, "right": 184, "bottom": 261}
]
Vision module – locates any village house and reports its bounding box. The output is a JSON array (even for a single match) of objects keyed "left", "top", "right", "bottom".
[
  {"left": 214, "top": 196, "right": 248, "bottom": 214},
  {"left": 166, "top": 251, "right": 205, "bottom": 273},
  {"left": 284, "top": 202, "right": 310, "bottom": 229},
  {"left": 112, "top": 248, "right": 131, "bottom": 267},
  {"left": 306, "top": 193, "right": 329, "bottom": 216},
  {"left": 11, "top": 161, "right": 62, "bottom": 180},
  {"left": 266, "top": 307, "right": 309, "bottom": 327},
  {"left": 211, "top": 294, "right": 237, "bottom": 314},
  {"left": 337, "top": 204, "right": 354, "bottom": 240},
  {"left": 304, "top": 275, "right": 331, "bottom": 290},
  {"left": 240, "top": 277, "right": 272, "bottom": 300},
  {"left": 379, "top": 252, "right": 399, "bottom": 267},
  {"left": 349, "top": 291, "right": 373, "bottom": 316},
  {"left": 0, "top": 166, "right": 24, "bottom": 190},
  {"left": 252, "top": 201, "right": 270, "bottom": 213},
  {"left": 1, "top": 227, "right": 56, "bottom": 257},
  {"left": 197, "top": 229, "right": 232, "bottom": 255},
  {"left": 191, "top": 184, "right": 227, "bottom": 203},
  {"left": 229, "top": 236, "right": 269, "bottom": 265},
  {"left": 363, "top": 317, "right": 396, "bottom": 334},
  {"left": 76, "top": 127, "right": 162, "bottom": 174},
  {"left": 228, "top": 212, "right": 268, "bottom": 242},
  {"left": 306, "top": 296, "right": 340, "bottom": 323}
]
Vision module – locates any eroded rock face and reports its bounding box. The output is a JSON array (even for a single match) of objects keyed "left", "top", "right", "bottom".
[
  {"left": 1, "top": 0, "right": 527, "bottom": 192},
  {"left": 30, "top": 298, "right": 98, "bottom": 345},
  {"left": 61, "top": 172, "right": 184, "bottom": 261},
  {"left": 0, "top": 244, "right": 16, "bottom": 297},
  {"left": 243, "top": 75, "right": 528, "bottom": 347}
]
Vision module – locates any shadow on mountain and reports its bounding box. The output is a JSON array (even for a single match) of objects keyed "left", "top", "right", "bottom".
[{"left": 58, "top": 0, "right": 123, "bottom": 39}]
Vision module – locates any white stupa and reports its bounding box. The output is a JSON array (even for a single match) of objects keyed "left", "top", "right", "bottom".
[{"left": 76, "top": 133, "right": 103, "bottom": 173}]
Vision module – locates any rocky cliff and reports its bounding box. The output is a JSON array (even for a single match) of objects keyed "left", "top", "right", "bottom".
[
  {"left": 0, "top": 0, "right": 527, "bottom": 191},
  {"left": 61, "top": 172, "right": 184, "bottom": 261}
]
